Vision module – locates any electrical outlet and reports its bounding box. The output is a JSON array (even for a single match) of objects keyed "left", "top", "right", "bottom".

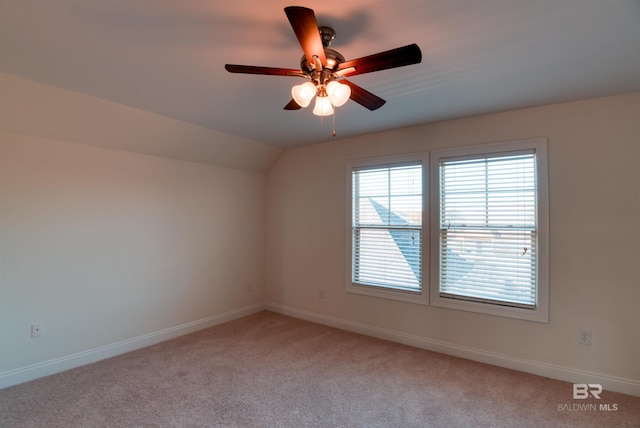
[
  {"left": 579, "top": 329, "right": 591, "bottom": 345},
  {"left": 319, "top": 289, "right": 325, "bottom": 299},
  {"left": 31, "top": 323, "right": 42, "bottom": 338},
  {"left": 245, "top": 283, "right": 253, "bottom": 293}
]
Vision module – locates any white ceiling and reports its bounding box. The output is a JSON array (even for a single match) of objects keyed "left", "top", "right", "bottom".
[{"left": 2, "top": 0, "right": 640, "bottom": 149}]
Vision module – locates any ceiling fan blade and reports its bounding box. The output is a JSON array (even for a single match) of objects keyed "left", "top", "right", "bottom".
[
  {"left": 225, "top": 64, "right": 303, "bottom": 77},
  {"left": 341, "top": 80, "right": 386, "bottom": 111},
  {"left": 338, "top": 44, "right": 422, "bottom": 77},
  {"left": 284, "top": 6, "right": 327, "bottom": 66},
  {"left": 284, "top": 99, "right": 302, "bottom": 110}
]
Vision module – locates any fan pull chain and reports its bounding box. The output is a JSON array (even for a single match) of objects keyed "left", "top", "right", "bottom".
[
  {"left": 319, "top": 111, "right": 337, "bottom": 137},
  {"left": 332, "top": 112, "right": 336, "bottom": 137}
]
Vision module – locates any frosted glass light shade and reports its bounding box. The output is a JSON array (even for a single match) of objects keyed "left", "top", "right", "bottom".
[
  {"left": 326, "top": 81, "right": 351, "bottom": 107},
  {"left": 291, "top": 82, "right": 316, "bottom": 108},
  {"left": 313, "top": 95, "right": 334, "bottom": 116}
]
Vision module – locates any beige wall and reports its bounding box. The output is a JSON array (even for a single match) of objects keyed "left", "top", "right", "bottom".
[
  {"left": 0, "top": 75, "right": 273, "bottom": 383},
  {"left": 265, "top": 93, "right": 640, "bottom": 384},
  {"left": 0, "top": 134, "right": 266, "bottom": 378}
]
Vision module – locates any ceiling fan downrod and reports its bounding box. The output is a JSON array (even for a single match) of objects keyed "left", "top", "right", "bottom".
[{"left": 319, "top": 26, "right": 335, "bottom": 47}]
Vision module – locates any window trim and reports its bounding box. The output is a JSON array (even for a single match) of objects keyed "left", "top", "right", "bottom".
[
  {"left": 345, "top": 152, "right": 430, "bottom": 305},
  {"left": 429, "top": 138, "right": 549, "bottom": 322}
]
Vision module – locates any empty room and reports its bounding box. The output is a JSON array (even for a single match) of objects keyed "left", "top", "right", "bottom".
[{"left": 1, "top": 1, "right": 639, "bottom": 427}]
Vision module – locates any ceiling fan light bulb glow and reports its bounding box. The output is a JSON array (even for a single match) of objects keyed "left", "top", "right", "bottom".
[
  {"left": 313, "top": 95, "right": 334, "bottom": 116},
  {"left": 326, "top": 81, "right": 351, "bottom": 107},
  {"left": 291, "top": 82, "right": 316, "bottom": 108}
]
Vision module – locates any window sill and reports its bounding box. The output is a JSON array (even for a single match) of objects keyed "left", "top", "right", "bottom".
[
  {"left": 430, "top": 294, "right": 549, "bottom": 322},
  {"left": 346, "top": 282, "right": 429, "bottom": 305}
]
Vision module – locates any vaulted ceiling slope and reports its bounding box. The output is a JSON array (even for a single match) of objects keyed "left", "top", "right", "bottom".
[
  {"left": 0, "top": 73, "right": 282, "bottom": 172},
  {"left": 2, "top": 0, "right": 640, "bottom": 151}
]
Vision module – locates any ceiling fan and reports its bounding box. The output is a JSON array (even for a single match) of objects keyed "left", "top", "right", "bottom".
[{"left": 224, "top": 6, "right": 422, "bottom": 118}]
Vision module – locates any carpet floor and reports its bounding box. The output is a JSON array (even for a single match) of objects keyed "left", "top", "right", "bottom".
[{"left": 1, "top": 311, "right": 639, "bottom": 427}]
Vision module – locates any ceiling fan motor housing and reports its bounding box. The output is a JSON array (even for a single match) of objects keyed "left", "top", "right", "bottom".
[
  {"left": 300, "top": 48, "right": 345, "bottom": 71},
  {"left": 300, "top": 49, "right": 345, "bottom": 86},
  {"left": 296, "top": 26, "right": 344, "bottom": 87}
]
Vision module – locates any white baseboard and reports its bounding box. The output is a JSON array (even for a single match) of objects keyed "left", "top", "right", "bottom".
[
  {"left": 265, "top": 302, "right": 640, "bottom": 397},
  {"left": 0, "top": 303, "right": 265, "bottom": 390}
]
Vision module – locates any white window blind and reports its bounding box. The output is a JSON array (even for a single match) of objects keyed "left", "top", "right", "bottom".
[
  {"left": 352, "top": 163, "right": 422, "bottom": 291},
  {"left": 438, "top": 151, "right": 538, "bottom": 308}
]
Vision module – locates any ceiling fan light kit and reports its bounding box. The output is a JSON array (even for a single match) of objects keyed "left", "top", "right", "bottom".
[
  {"left": 313, "top": 92, "right": 334, "bottom": 117},
  {"left": 292, "top": 79, "right": 351, "bottom": 115},
  {"left": 225, "top": 6, "right": 422, "bottom": 131},
  {"left": 291, "top": 81, "right": 316, "bottom": 108},
  {"left": 326, "top": 80, "right": 350, "bottom": 107}
]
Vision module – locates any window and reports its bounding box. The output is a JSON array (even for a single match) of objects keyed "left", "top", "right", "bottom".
[
  {"left": 345, "top": 139, "right": 548, "bottom": 321},
  {"left": 430, "top": 139, "right": 548, "bottom": 322},
  {"left": 346, "top": 153, "right": 428, "bottom": 304}
]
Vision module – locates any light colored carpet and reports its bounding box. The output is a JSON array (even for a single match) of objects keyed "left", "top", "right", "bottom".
[{"left": 1, "top": 311, "right": 639, "bottom": 427}]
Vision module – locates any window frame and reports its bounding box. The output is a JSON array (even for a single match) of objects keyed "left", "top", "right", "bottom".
[
  {"left": 345, "top": 152, "right": 430, "bottom": 305},
  {"left": 429, "top": 138, "right": 549, "bottom": 322}
]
